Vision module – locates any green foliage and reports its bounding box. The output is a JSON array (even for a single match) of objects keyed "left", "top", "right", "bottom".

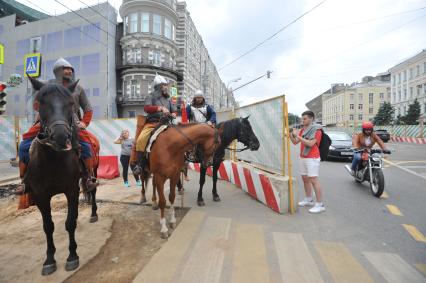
[
  {"left": 397, "top": 99, "right": 421, "bottom": 125},
  {"left": 288, "top": 113, "right": 300, "bottom": 125},
  {"left": 373, "top": 102, "right": 394, "bottom": 125}
]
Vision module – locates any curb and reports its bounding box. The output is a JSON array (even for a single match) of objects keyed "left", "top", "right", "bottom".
[{"left": 0, "top": 175, "right": 20, "bottom": 185}]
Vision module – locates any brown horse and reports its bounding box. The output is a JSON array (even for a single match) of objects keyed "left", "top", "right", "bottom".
[
  {"left": 25, "top": 77, "right": 85, "bottom": 275},
  {"left": 141, "top": 121, "right": 219, "bottom": 238}
]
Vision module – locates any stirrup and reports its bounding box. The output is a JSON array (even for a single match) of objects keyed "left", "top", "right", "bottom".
[{"left": 85, "top": 177, "right": 98, "bottom": 192}]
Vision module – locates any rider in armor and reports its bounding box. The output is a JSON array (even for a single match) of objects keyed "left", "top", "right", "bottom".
[
  {"left": 17, "top": 57, "right": 97, "bottom": 193},
  {"left": 136, "top": 73, "right": 176, "bottom": 155},
  {"left": 351, "top": 122, "right": 387, "bottom": 174},
  {"left": 186, "top": 90, "right": 216, "bottom": 125}
]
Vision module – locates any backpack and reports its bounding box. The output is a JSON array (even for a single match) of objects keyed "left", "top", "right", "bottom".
[{"left": 318, "top": 129, "right": 332, "bottom": 161}]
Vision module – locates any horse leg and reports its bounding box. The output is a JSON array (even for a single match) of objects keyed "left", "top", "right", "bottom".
[
  {"left": 152, "top": 177, "right": 159, "bottom": 210},
  {"left": 140, "top": 174, "right": 147, "bottom": 204},
  {"left": 89, "top": 188, "right": 98, "bottom": 223},
  {"left": 212, "top": 163, "right": 221, "bottom": 202},
  {"left": 65, "top": 191, "right": 80, "bottom": 271},
  {"left": 197, "top": 166, "right": 207, "bottom": 206},
  {"left": 169, "top": 173, "right": 179, "bottom": 229},
  {"left": 154, "top": 174, "right": 168, "bottom": 239},
  {"left": 37, "top": 197, "right": 57, "bottom": 276}
]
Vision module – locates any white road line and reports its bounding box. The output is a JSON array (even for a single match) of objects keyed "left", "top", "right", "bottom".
[{"left": 383, "top": 159, "right": 426, "bottom": 180}]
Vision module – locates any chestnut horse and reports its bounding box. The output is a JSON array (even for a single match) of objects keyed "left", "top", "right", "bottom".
[
  {"left": 141, "top": 120, "right": 219, "bottom": 238},
  {"left": 25, "top": 77, "right": 92, "bottom": 275}
]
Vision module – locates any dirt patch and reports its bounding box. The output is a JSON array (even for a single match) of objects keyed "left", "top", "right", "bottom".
[
  {"left": 65, "top": 206, "right": 188, "bottom": 283},
  {"left": 0, "top": 193, "right": 189, "bottom": 283},
  {"left": 0, "top": 183, "right": 20, "bottom": 199}
]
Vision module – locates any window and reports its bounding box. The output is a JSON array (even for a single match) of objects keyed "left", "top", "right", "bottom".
[
  {"left": 358, "top": 104, "right": 363, "bottom": 110},
  {"left": 358, "top": 114, "right": 363, "bottom": 120},
  {"left": 403, "top": 70, "right": 406, "bottom": 82},
  {"left": 393, "top": 92, "right": 396, "bottom": 102},
  {"left": 124, "top": 16, "right": 128, "bottom": 35},
  {"left": 141, "top": 13, "right": 149, "bottom": 32},
  {"left": 164, "top": 18, "right": 172, "bottom": 39},
  {"left": 128, "top": 111, "right": 136, "bottom": 118},
  {"left": 417, "top": 65, "right": 420, "bottom": 76},
  {"left": 350, "top": 104, "right": 354, "bottom": 110},
  {"left": 379, "top": 93, "right": 384, "bottom": 100},
  {"left": 131, "top": 48, "right": 141, "bottom": 63},
  {"left": 398, "top": 73, "right": 401, "bottom": 83},
  {"left": 409, "top": 68, "right": 413, "bottom": 79},
  {"left": 369, "top": 107, "right": 374, "bottom": 114},
  {"left": 131, "top": 80, "right": 137, "bottom": 97},
  {"left": 358, "top": 93, "right": 363, "bottom": 101},
  {"left": 403, "top": 89, "right": 407, "bottom": 100},
  {"left": 129, "top": 13, "right": 138, "bottom": 33},
  {"left": 410, "top": 87, "right": 413, "bottom": 98},
  {"left": 153, "top": 50, "right": 161, "bottom": 66},
  {"left": 398, "top": 91, "right": 401, "bottom": 102},
  {"left": 350, "top": 114, "right": 354, "bottom": 121},
  {"left": 369, "top": 93, "right": 374, "bottom": 104},
  {"left": 417, "top": 85, "right": 421, "bottom": 96},
  {"left": 153, "top": 14, "right": 162, "bottom": 35},
  {"left": 30, "top": 37, "right": 42, "bottom": 53},
  {"left": 350, "top": 93, "right": 354, "bottom": 100},
  {"left": 392, "top": 75, "right": 395, "bottom": 86}
]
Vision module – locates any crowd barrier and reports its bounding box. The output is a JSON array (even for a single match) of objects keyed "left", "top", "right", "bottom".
[{"left": 326, "top": 125, "right": 426, "bottom": 138}]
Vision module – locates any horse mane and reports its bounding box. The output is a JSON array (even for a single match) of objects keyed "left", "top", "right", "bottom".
[
  {"left": 217, "top": 118, "right": 240, "bottom": 147},
  {"left": 39, "top": 83, "right": 73, "bottom": 102}
]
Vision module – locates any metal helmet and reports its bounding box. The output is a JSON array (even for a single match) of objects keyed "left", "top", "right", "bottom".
[
  {"left": 53, "top": 57, "right": 74, "bottom": 81},
  {"left": 362, "top": 121, "right": 374, "bottom": 130},
  {"left": 153, "top": 73, "right": 168, "bottom": 86},
  {"left": 194, "top": 90, "right": 204, "bottom": 98}
]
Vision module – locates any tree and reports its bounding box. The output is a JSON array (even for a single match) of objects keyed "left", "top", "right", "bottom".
[
  {"left": 373, "top": 102, "right": 394, "bottom": 125},
  {"left": 403, "top": 99, "right": 421, "bottom": 125},
  {"left": 288, "top": 113, "right": 300, "bottom": 125}
]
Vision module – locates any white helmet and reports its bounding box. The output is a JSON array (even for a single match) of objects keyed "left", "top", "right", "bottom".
[
  {"left": 153, "top": 73, "right": 168, "bottom": 86},
  {"left": 194, "top": 90, "right": 204, "bottom": 98}
]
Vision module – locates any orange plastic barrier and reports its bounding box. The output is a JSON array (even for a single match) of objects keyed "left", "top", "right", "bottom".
[{"left": 97, "top": 155, "right": 120, "bottom": 179}]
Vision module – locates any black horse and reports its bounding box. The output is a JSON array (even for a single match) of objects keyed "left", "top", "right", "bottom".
[
  {"left": 197, "top": 117, "right": 260, "bottom": 206},
  {"left": 25, "top": 77, "right": 90, "bottom": 275}
]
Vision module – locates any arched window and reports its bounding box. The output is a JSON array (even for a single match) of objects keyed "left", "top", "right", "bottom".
[
  {"left": 129, "top": 13, "right": 138, "bottom": 33},
  {"left": 153, "top": 14, "right": 162, "bottom": 35}
]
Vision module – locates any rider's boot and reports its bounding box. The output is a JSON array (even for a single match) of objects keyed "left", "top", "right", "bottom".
[
  {"left": 15, "top": 161, "right": 27, "bottom": 195},
  {"left": 83, "top": 158, "right": 98, "bottom": 192}
]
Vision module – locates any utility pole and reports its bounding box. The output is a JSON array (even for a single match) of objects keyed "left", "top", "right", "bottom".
[{"left": 232, "top": 70, "right": 272, "bottom": 93}]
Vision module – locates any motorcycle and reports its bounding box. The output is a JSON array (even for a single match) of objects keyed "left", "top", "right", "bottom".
[{"left": 345, "top": 148, "right": 391, "bottom": 197}]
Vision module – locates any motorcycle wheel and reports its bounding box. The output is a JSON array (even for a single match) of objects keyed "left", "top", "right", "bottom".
[{"left": 370, "top": 169, "right": 384, "bottom": 198}]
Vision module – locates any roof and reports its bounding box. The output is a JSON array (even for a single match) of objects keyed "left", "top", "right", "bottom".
[
  {"left": 0, "top": 0, "right": 49, "bottom": 22},
  {"left": 388, "top": 49, "right": 426, "bottom": 72}
]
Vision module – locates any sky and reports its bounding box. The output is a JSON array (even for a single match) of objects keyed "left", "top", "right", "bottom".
[{"left": 18, "top": 0, "right": 426, "bottom": 115}]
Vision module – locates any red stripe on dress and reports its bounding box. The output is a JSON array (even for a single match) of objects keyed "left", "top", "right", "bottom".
[
  {"left": 243, "top": 167, "right": 257, "bottom": 198},
  {"left": 231, "top": 162, "right": 241, "bottom": 188},
  {"left": 259, "top": 174, "right": 280, "bottom": 213}
]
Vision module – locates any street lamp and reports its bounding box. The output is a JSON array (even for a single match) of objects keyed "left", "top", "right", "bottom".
[{"left": 226, "top": 77, "right": 241, "bottom": 108}]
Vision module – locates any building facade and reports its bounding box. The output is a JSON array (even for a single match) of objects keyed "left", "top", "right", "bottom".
[
  {"left": 389, "top": 50, "right": 426, "bottom": 119},
  {"left": 322, "top": 75, "right": 390, "bottom": 127},
  {"left": 0, "top": 2, "right": 117, "bottom": 120}
]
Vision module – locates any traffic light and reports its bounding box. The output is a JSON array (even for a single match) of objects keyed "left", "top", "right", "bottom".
[{"left": 0, "top": 82, "right": 7, "bottom": 114}]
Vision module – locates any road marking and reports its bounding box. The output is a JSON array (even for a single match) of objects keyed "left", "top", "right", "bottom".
[
  {"left": 414, "top": 263, "right": 426, "bottom": 276},
  {"left": 364, "top": 252, "right": 425, "bottom": 283},
  {"left": 273, "top": 232, "right": 324, "bottom": 283},
  {"left": 381, "top": 191, "right": 389, "bottom": 199},
  {"left": 402, "top": 166, "right": 426, "bottom": 169},
  {"left": 386, "top": 204, "right": 403, "bottom": 216},
  {"left": 394, "top": 160, "right": 426, "bottom": 164},
  {"left": 402, "top": 224, "right": 426, "bottom": 242},
  {"left": 383, "top": 159, "right": 426, "bottom": 180},
  {"left": 133, "top": 210, "right": 206, "bottom": 283},
  {"left": 177, "top": 217, "right": 231, "bottom": 283},
  {"left": 314, "top": 241, "right": 374, "bottom": 283},
  {"left": 232, "top": 224, "right": 270, "bottom": 283}
]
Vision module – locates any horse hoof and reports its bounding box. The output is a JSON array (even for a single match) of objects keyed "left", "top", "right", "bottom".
[
  {"left": 65, "top": 258, "right": 79, "bottom": 271},
  {"left": 197, "top": 200, "right": 205, "bottom": 207},
  {"left": 178, "top": 189, "right": 184, "bottom": 195},
  {"left": 41, "top": 263, "right": 57, "bottom": 276},
  {"left": 169, "top": 222, "right": 176, "bottom": 229},
  {"left": 213, "top": 195, "right": 221, "bottom": 202},
  {"left": 152, "top": 204, "right": 159, "bottom": 210},
  {"left": 161, "top": 232, "right": 169, "bottom": 239},
  {"left": 140, "top": 197, "right": 147, "bottom": 204},
  {"left": 89, "top": 215, "right": 98, "bottom": 223}
]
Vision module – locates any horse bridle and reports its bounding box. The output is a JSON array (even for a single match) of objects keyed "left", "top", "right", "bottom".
[{"left": 39, "top": 119, "right": 74, "bottom": 151}]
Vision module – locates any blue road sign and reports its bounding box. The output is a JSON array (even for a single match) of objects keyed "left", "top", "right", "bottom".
[{"left": 24, "top": 53, "right": 41, "bottom": 77}]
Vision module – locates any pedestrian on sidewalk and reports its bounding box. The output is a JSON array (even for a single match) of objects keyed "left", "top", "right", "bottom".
[
  {"left": 289, "top": 111, "right": 325, "bottom": 214},
  {"left": 114, "top": 130, "right": 141, "bottom": 187}
]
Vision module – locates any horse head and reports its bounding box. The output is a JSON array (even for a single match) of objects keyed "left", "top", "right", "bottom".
[
  {"left": 28, "top": 76, "right": 78, "bottom": 151},
  {"left": 237, "top": 116, "right": 260, "bottom": 151}
]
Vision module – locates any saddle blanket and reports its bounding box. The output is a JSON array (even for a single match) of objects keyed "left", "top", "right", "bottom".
[{"left": 147, "top": 125, "right": 169, "bottom": 153}]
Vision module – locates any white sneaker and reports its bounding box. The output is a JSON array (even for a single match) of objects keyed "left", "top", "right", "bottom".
[
  {"left": 309, "top": 203, "right": 325, "bottom": 214},
  {"left": 298, "top": 198, "right": 314, "bottom": 207}
]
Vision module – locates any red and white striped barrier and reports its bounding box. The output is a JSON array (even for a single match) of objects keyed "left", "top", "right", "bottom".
[
  {"left": 189, "top": 160, "right": 288, "bottom": 214},
  {"left": 391, "top": 137, "right": 426, "bottom": 144}
]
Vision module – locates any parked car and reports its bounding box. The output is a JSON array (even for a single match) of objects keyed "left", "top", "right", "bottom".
[
  {"left": 326, "top": 131, "right": 354, "bottom": 160},
  {"left": 375, "top": 129, "right": 390, "bottom": 143}
]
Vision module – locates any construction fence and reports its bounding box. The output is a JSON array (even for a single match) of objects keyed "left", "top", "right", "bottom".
[{"left": 326, "top": 124, "right": 426, "bottom": 138}]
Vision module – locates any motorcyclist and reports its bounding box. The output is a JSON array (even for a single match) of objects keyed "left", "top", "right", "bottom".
[{"left": 350, "top": 121, "right": 388, "bottom": 174}]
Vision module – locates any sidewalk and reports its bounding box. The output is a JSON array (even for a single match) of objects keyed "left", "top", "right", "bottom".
[{"left": 0, "top": 161, "right": 19, "bottom": 184}]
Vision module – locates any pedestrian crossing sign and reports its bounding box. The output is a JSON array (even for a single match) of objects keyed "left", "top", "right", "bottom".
[{"left": 24, "top": 53, "right": 41, "bottom": 77}]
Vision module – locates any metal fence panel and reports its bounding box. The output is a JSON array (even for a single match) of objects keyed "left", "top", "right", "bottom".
[
  {"left": 0, "top": 116, "right": 17, "bottom": 161},
  {"left": 235, "top": 96, "right": 284, "bottom": 173}
]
